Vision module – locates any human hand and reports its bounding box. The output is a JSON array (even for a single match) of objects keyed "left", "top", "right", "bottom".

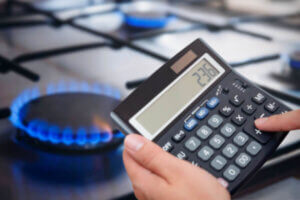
[
  {"left": 123, "top": 134, "right": 230, "bottom": 200},
  {"left": 255, "top": 109, "right": 300, "bottom": 131}
]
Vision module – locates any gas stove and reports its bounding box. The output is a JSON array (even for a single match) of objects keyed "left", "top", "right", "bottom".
[{"left": 0, "top": 0, "right": 299, "bottom": 200}]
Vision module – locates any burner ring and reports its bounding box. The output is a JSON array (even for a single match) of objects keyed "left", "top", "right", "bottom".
[
  {"left": 121, "top": 1, "right": 175, "bottom": 29},
  {"left": 10, "top": 81, "right": 124, "bottom": 152}
]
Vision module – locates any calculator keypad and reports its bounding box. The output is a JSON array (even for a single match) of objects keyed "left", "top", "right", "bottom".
[{"left": 157, "top": 74, "right": 289, "bottom": 191}]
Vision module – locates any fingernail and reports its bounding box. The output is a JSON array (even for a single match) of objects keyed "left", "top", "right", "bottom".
[
  {"left": 124, "top": 135, "right": 145, "bottom": 152},
  {"left": 217, "top": 178, "right": 228, "bottom": 188},
  {"left": 255, "top": 117, "right": 268, "bottom": 126}
]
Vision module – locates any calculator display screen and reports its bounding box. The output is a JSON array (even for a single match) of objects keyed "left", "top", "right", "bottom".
[{"left": 130, "top": 54, "right": 225, "bottom": 140}]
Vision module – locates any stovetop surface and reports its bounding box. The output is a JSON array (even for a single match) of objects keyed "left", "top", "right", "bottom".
[{"left": 0, "top": 0, "right": 299, "bottom": 199}]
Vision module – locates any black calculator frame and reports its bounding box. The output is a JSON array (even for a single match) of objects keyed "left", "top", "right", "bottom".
[{"left": 111, "top": 39, "right": 289, "bottom": 195}]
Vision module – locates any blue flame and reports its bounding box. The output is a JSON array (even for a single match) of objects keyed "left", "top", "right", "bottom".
[
  {"left": 10, "top": 81, "right": 124, "bottom": 146},
  {"left": 122, "top": 12, "right": 175, "bottom": 29}
]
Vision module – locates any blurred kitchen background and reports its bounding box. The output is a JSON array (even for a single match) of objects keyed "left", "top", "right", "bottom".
[{"left": 0, "top": 0, "right": 299, "bottom": 200}]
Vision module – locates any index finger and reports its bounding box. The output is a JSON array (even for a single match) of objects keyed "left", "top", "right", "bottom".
[{"left": 255, "top": 109, "right": 300, "bottom": 132}]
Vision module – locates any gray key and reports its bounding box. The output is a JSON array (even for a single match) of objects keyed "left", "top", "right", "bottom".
[
  {"left": 208, "top": 114, "right": 223, "bottom": 129},
  {"left": 221, "top": 123, "right": 236, "bottom": 137},
  {"left": 198, "top": 146, "right": 214, "bottom": 161},
  {"left": 211, "top": 155, "right": 227, "bottom": 171},
  {"left": 235, "top": 153, "right": 251, "bottom": 168},
  {"left": 233, "top": 132, "right": 249, "bottom": 146},
  {"left": 185, "top": 136, "right": 201, "bottom": 152},
  {"left": 209, "top": 134, "right": 225, "bottom": 149},
  {"left": 223, "top": 165, "right": 240, "bottom": 181},
  {"left": 196, "top": 125, "right": 212, "bottom": 140},
  {"left": 222, "top": 143, "right": 238, "bottom": 158},
  {"left": 246, "top": 141, "right": 262, "bottom": 156}
]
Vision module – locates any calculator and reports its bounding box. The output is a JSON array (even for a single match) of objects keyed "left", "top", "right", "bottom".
[{"left": 111, "top": 39, "right": 290, "bottom": 194}]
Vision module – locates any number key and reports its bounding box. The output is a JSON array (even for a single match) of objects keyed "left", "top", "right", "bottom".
[
  {"left": 220, "top": 123, "right": 236, "bottom": 137},
  {"left": 209, "top": 134, "right": 225, "bottom": 149},
  {"left": 208, "top": 114, "right": 223, "bottom": 129},
  {"left": 196, "top": 125, "right": 212, "bottom": 140},
  {"left": 235, "top": 153, "right": 251, "bottom": 168},
  {"left": 185, "top": 136, "right": 201, "bottom": 152},
  {"left": 211, "top": 155, "right": 227, "bottom": 171},
  {"left": 233, "top": 132, "right": 249, "bottom": 146},
  {"left": 223, "top": 165, "right": 240, "bottom": 181},
  {"left": 198, "top": 146, "right": 214, "bottom": 161},
  {"left": 222, "top": 143, "right": 238, "bottom": 158}
]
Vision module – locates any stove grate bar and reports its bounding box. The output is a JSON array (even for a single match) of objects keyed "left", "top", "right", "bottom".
[
  {"left": 129, "top": 24, "right": 206, "bottom": 40},
  {"left": 12, "top": 1, "right": 63, "bottom": 27},
  {"left": 175, "top": 12, "right": 273, "bottom": 41},
  {"left": 0, "top": 19, "right": 50, "bottom": 29},
  {"left": 13, "top": 42, "right": 118, "bottom": 63},
  {"left": 65, "top": 7, "right": 118, "bottom": 23},
  {"left": 0, "top": 55, "right": 39, "bottom": 81},
  {"left": 230, "top": 54, "right": 280, "bottom": 67},
  {"left": 69, "top": 21, "right": 170, "bottom": 62}
]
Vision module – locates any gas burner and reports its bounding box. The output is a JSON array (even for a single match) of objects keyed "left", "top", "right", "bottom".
[
  {"left": 121, "top": 1, "right": 174, "bottom": 29},
  {"left": 10, "top": 81, "right": 124, "bottom": 152}
]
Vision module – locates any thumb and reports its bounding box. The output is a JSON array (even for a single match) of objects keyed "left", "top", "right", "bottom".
[
  {"left": 124, "top": 134, "right": 183, "bottom": 182},
  {"left": 255, "top": 109, "right": 300, "bottom": 132}
]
